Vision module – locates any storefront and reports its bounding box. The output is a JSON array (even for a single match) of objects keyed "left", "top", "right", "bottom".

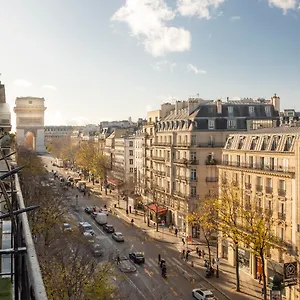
[{"left": 145, "top": 203, "right": 168, "bottom": 225}]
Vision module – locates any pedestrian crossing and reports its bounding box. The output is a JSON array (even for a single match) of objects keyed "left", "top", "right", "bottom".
[{"left": 142, "top": 257, "right": 182, "bottom": 269}]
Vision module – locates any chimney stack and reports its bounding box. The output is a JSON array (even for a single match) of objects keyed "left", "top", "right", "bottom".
[{"left": 216, "top": 99, "right": 222, "bottom": 114}]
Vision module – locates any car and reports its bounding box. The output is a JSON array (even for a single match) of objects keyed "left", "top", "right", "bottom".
[
  {"left": 85, "top": 207, "right": 93, "bottom": 214},
  {"left": 78, "top": 222, "right": 94, "bottom": 236},
  {"left": 112, "top": 232, "right": 124, "bottom": 242},
  {"left": 129, "top": 252, "right": 145, "bottom": 264},
  {"left": 91, "top": 211, "right": 98, "bottom": 219},
  {"left": 90, "top": 243, "right": 104, "bottom": 257},
  {"left": 103, "top": 224, "right": 114, "bottom": 233},
  {"left": 192, "top": 288, "right": 215, "bottom": 300},
  {"left": 62, "top": 223, "right": 72, "bottom": 232},
  {"left": 100, "top": 208, "right": 109, "bottom": 215}
]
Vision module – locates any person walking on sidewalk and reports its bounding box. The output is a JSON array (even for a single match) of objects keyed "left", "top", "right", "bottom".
[
  {"left": 182, "top": 237, "right": 185, "bottom": 245},
  {"left": 158, "top": 254, "right": 161, "bottom": 264},
  {"left": 175, "top": 228, "right": 178, "bottom": 237}
]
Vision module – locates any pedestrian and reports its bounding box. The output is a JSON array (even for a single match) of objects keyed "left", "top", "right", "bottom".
[
  {"left": 147, "top": 219, "right": 150, "bottom": 227},
  {"left": 261, "top": 287, "right": 264, "bottom": 296},
  {"left": 212, "top": 258, "right": 215, "bottom": 265},
  {"left": 258, "top": 273, "right": 262, "bottom": 284},
  {"left": 196, "top": 247, "right": 199, "bottom": 254},
  {"left": 110, "top": 189, "right": 112, "bottom": 194},
  {"left": 117, "top": 255, "right": 120, "bottom": 265},
  {"left": 182, "top": 237, "right": 185, "bottom": 245},
  {"left": 83, "top": 191, "right": 86, "bottom": 196},
  {"left": 186, "top": 252, "right": 189, "bottom": 261},
  {"left": 202, "top": 250, "right": 205, "bottom": 257},
  {"left": 158, "top": 254, "right": 161, "bottom": 263},
  {"left": 175, "top": 228, "right": 178, "bottom": 237},
  {"left": 182, "top": 249, "right": 185, "bottom": 259},
  {"left": 198, "top": 250, "right": 201, "bottom": 258}
]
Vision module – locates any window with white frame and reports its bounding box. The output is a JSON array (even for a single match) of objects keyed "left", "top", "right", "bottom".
[
  {"left": 129, "top": 150, "right": 133, "bottom": 156},
  {"left": 129, "top": 141, "right": 133, "bottom": 147},
  {"left": 129, "top": 159, "right": 133, "bottom": 165},
  {"left": 228, "top": 106, "right": 233, "bottom": 116},
  {"left": 208, "top": 119, "right": 215, "bottom": 130},
  {"left": 130, "top": 168, "right": 133, "bottom": 173},
  {"left": 191, "top": 186, "right": 197, "bottom": 196},
  {"left": 191, "top": 169, "right": 196, "bottom": 179},
  {"left": 265, "top": 106, "right": 272, "bottom": 117},
  {"left": 191, "top": 152, "right": 196, "bottom": 160},
  {"left": 249, "top": 106, "right": 255, "bottom": 116},
  {"left": 227, "top": 119, "right": 236, "bottom": 129}
]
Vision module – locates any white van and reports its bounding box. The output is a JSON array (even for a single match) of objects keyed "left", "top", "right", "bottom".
[{"left": 95, "top": 213, "right": 107, "bottom": 225}]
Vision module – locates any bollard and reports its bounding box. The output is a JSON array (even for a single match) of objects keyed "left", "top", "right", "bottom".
[{"left": 191, "top": 261, "right": 194, "bottom": 268}]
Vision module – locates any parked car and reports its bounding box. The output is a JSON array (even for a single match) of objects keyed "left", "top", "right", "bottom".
[
  {"left": 85, "top": 207, "right": 93, "bottom": 214},
  {"left": 62, "top": 223, "right": 72, "bottom": 232},
  {"left": 78, "top": 222, "right": 94, "bottom": 236},
  {"left": 90, "top": 243, "right": 104, "bottom": 257},
  {"left": 192, "top": 288, "right": 215, "bottom": 300},
  {"left": 112, "top": 232, "right": 124, "bottom": 242},
  {"left": 129, "top": 252, "right": 145, "bottom": 264},
  {"left": 103, "top": 224, "right": 114, "bottom": 233},
  {"left": 95, "top": 213, "right": 107, "bottom": 225}
]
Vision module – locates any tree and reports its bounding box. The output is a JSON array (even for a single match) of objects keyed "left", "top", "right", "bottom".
[
  {"left": 239, "top": 202, "right": 281, "bottom": 300},
  {"left": 214, "top": 183, "right": 243, "bottom": 292},
  {"left": 186, "top": 197, "right": 217, "bottom": 265},
  {"left": 91, "top": 153, "right": 109, "bottom": 185},
  {"left": 75, "top": 142, "right": 97, "bottom": 177}
]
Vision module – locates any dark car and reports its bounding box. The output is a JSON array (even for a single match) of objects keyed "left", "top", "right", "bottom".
[
  {"left": 103, "top": 224, "right": 114, "bottom": 233},
  {"left": 90, "top": 243, "right": 104, "bottom": 257},
  {"left": 129, "top": 252, "right": 145, "bottom": 264},
  {"left": 85, "top": 207, "right": 93, "bottom": 214}
]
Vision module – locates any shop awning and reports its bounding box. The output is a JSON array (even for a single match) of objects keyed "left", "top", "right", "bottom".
[
  {"left": 108, "top": 178, "right": 123, "bottom": 187},
  {"left": 145, "top": 204, "right": 168, "bottom": 214}
]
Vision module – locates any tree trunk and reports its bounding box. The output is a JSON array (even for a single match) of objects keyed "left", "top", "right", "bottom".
[
  {"left": 234, "top": 242, "right": 241, "bottom": 292},
  {"left": 260, "top": 252, "right": 267, "bottom": 300},
  {"left": 156, "top": 211, "right": 159, "bottom": 232},
  {"left": 203, "top": 230, "right": 212, "bottom": 264}
]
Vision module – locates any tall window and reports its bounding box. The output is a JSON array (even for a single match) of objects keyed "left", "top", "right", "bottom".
[
  {"left": 129, "top": 141, "right": 133, "bottom": 147},
  {"left": 129, "top": 150, "right": 133, "bottom": 156},
  {"left": 191, "top": 186, "right": 197, "bottom": 196},
  {"left": 129, "top": 159, "right": 133, "bottom": 165},
  {"left": 191, "top": 169, "right": 196, "bottom": 179},
  {"left": 191, "top": 152, "right": 197, "bottom": 160},
  {"left": 228, "top": 106, "right": 234, "bottom": 116},
  {"left": 227, "top": 119, "right": 236, "bottom": 129},
  {"left": 208, "top": 119, "right": 215, "bottom": 130},
  {"left": 249, "top": 106, "right": 255, "bottom": 116},
  {"left": 265, "top": 106, "right": 272, "bottom": 117},
  {"left": 191, "top": 135, "right": 196, "bottom": 146}
]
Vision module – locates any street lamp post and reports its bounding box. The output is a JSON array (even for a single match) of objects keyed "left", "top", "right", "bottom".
[{"left": 216, "top": 233, "right": 219, "bottom": 278}]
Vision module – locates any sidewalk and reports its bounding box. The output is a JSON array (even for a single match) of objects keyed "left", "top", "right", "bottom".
[{"left": 88, "top": 185, "right": 264, "bottom": 300}]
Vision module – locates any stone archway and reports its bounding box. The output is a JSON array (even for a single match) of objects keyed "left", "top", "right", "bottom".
[{"left": 13, "top": 97, "right": 47, "bottom": 153}]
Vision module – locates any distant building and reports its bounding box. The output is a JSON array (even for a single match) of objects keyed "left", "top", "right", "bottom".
[
  {"left": 280, "top": 109, "right": 300, "bottom": 127},
  {"left": 0, "top": 81, "right": 11, "bottom": 133},
  {"left": 44, "top": 125, "right": 75, "bottom": 140}
]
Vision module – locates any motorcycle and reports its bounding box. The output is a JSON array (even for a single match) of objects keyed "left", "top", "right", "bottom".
[{"left": 205, "top": 267, "right": 214, "bottom": 278}]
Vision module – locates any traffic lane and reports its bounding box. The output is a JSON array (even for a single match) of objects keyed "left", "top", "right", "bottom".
[
  {"left": 74, "top": 208, "right": 163, "bottom": 300},
  {"left": 75, "top": 208, "right": 188, "bottom": 300}
]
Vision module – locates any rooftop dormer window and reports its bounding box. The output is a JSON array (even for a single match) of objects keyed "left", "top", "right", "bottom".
[
  {"left": 270, "top": 135, "right": 280, "bottom": 150},
  {"left": 228, "top": 106, "right": 234, "bottom": 116},
  {"left": 265, "top": 106, "right": 272, "bottom": 117},
  {"left": 237, "top": 136, "right": 245, "bottom": 149},
  {"left": 249, "top": 106, "right": 255, "bottom": 117},
  {"left": 261, "top": 136, "right": 270, "bottom": 150},
  {"left": 225, "top": 137, "right": 233, "bottom": 149},
  {"left": 284, "top": 136, "right": 294, "bottom": 152},
  {"left": 250, "top": 137, "right": 258, "bottom": 150}
]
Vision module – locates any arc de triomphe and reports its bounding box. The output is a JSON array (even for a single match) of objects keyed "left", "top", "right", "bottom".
[{"left": 13, "top": 97, "right": 47, "bottom": 152}]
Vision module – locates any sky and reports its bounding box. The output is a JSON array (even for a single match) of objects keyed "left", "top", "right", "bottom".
[{"left": 0, "top": 0, "right": 300, "bottom": 127}]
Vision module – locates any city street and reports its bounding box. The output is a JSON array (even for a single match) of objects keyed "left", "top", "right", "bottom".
[{"left": 41, "top": 154, "right": 228, "bottom": 300}]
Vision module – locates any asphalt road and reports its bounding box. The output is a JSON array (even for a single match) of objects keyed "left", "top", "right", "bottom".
[{"left": 41, "top": 155, "right": 225, "bottom": 300}]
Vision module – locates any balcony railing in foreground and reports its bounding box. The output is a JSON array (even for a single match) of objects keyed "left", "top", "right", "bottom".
[{"left": 0, "top": 150, "right": 47, "bottom": 300}]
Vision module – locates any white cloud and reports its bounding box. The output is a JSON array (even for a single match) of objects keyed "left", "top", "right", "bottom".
[
  {"left": 187, "top": 63, "right": 206, "bottom": 74},
  {"left": 230, "top": 16, "right": 241, "bottom": 21},
  {"left": 13, "top": 79, "right": 32, "bottom": 88},
  {"left": 157, "top": 94, "right": 177, "bottom": 102},
  {"left": 111, "top": 0, "right": 191, "bottom": 56},
  {"left": 42, "top": 84, "right": 57, "bottom": 90},
  {"left": 268, "top": 0, "right": 298, "bottom": 13},
  {"left": 152, "top": 60, "right": 176, "bottom": 72},
  {"left": 177, "top": 0, "right": 225, "bottom": 19}
]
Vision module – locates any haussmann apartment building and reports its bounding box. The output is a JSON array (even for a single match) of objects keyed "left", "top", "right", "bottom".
[
  {"left": 218, "top": 127, "right": 300, "bottom": 299},
  {"left": 142, "top": 95, "right": 280, "bottom": 237}
]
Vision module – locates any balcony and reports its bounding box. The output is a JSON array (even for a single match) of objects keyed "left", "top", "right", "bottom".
[
  {"left": 245, "top": 183, "right": 252, "bottom": 189},
  {"left": 176, "top": 142, "right": 191, "bottom": 148},
  {"left": 153, "top": 142, "right": 172, "bottom": 147},
  {"left": 174, "top": 158, "right": 188, "bottom": 165},
  {"left": 174, "top": 191, "right": 187, "bottom": 199},
  {"left": 206, "top": 177, "right": 218, "bottom": 182},
  {"left": 153, "top": 170, "right": 166, "bottom": 177},
  {"left": 265, "top": 186, "right": 273, "bottom": 194},
  {"left": 278, "top": 189, "right": 286, "bottom": 197},
  {"left": 190, "top": 177, "right": 198, "bottom": 182},
  {"left": 221, "top": 161, "right": 295, "bottom": 174},
  {"left": 152, "top": 156, "right": 165, "bottom": 162},
  {"left": 278, "top": 212, "right": 286, "bottom": 220},
  {"left": 187, "top": 159, "right": 199, "bottom": 165},
  {"left": 256, "top": 185, "right": 263, "bottom": 192}
]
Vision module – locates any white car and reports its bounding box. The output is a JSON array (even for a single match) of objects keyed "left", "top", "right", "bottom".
[{"left": 192, "top": 288, "right": 215, "bottom": 300}]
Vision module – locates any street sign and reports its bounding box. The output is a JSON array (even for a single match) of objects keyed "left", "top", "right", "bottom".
[{"left": 284, "top": 262, "right": 297, "bottom": 287}]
